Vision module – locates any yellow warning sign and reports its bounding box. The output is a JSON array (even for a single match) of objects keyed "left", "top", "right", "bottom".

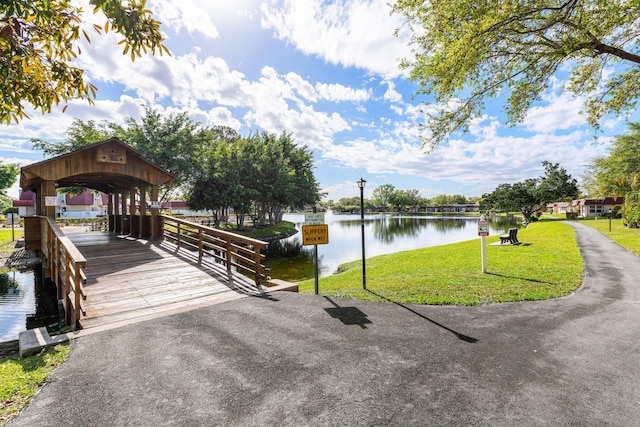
[{"left": 302, "top": 224, "right": 329, "bottom": 245}]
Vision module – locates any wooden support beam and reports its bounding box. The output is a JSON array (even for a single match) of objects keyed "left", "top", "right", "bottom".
[
  {"left": 139, "top": 184, "right": 147, "bottom": 238},
  {"left": 151, "top": 185, "right": 159, "bottom": 239}
]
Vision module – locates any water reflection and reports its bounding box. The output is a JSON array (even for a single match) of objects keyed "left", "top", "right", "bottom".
[
  {"left": 266, "top": 213, "right": 519, "bottom": 282},
  {"left": 0, "top": 267, "right": 60, "bottom": 342},
  {"left": 0, "top": 272, "right": 18, "bottom": 294}
]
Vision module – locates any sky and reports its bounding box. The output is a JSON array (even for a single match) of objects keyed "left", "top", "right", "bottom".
[{"left": 0, "top": 0, "right": 629, "bottom": 203}]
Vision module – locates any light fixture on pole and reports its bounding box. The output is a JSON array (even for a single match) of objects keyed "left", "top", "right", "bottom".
[{"left": 357, "top": 178, "right": 367, "bottom": 290}]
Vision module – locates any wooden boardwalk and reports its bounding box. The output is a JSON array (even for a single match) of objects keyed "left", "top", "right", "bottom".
[{"left": 67, "top": 231, "right": 267, "bottom": 330}]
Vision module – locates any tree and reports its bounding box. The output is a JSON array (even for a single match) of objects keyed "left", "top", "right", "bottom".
[
  {"left": 430, "top": 194, "right": 468, "bottom": 207},
  {"left": 121, "top": 108, "right": 216, "bottom": 190},
  {"left": 32, "top": 110, "right": 217, "bottom": 199},
  {"left": 1, "top": 0, "right": 169, "bottom": 124},
  {"left": 482, "top": 162, "right": 579, "bottom": 223},
  {"left": 32, "top": 118, "right": 115, "bottom": 155},
  {"left": 585, "top": 122, "right": 640, "bottom": 227},
  {"left": 183, "top": 131, "right": 321, "bottom": 229},
  {"left": 0, "top": 161, "right": 19, "bottom": 214},
  {"left": 400, "top": 189, "right": 424, "bottom": 212},
  {"left": 237, "top": 132, "right": 320, "bottom": 226},
  {"left": 332, "top": 197, "right": 362, "bottom": 213},
  {"left": 372, "top": 184, "right": 396, "bottom": 208},
  {"left": 587, "top": 122, "right": 640, "bottom": 195},
  {"left": 391, "top": 0, "right": 640, "bottom": 148},
  {"left": 0, "top": 160, "right": 19, "bottom": 193},
  {"left": 185, "top": 142, "right": 235, "bottom": 228}
]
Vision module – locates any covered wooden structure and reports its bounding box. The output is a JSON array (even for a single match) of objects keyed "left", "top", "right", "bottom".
[
  {"left": 20, "top": 138, "right": 175, "bottom": 238},
  {"left": 18, "top": 138, "right": 175, "bottom": 329}
]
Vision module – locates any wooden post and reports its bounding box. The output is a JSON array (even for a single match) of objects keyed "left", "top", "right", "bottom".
[
  {"left": 65, "top": 252, "right": 72, "bottom": 327},
  {"left": 139, "top": 184, "right": 146, "bottom": 238},
  {"left": 151, "top": 185, "right": 159, "bottom": 239},
  {"left": 74, "top": 264, "right": 81, "bottom": 329},
  {"left": 254, "top": 246, "right": 262, "bottom": 286},
  {"left": 39, "top": 180, "right": 57, "bottom": 218},
  {"left": 129, "top": 187, "right": 136, "bottom": 237},
  {"left": 120, "top": 190, "right": 127, "bottom": 234},
  {"left": 108, "top": 193, "right": 114, "bottom": 232},
  {"left": 55, "top": 238, "right": 62, "bottom": 299},
  {"left": 226, "top": 237, "right": 232, "bottom": 274}
]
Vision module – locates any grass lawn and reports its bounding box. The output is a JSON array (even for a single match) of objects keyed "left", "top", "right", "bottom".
[
  {"left": 0, "top": 229, "right": 21, "bottom": 254},
  {"left": 576, "top": 217, "right": 640, "bottom": 257},
  {"left": 0, "top": 344, "right": 70, "bottom": 424},
  {"left": 232, "top": 220, "right": 297, "bottom": 240},
  {"left": 299, "top": 220, "right": 584, "bottom": 305}
]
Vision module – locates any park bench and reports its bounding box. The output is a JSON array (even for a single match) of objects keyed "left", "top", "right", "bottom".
[{"left": 500, "top": 228, "right": 520, "bottom": 245}]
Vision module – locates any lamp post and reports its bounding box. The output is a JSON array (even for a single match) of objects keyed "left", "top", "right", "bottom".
[
  {"left": 357, "top": 178, "right": 367, "bottom": 290},
  {"left": 608, "top": 209, "right": 612, "bottom": 232}
]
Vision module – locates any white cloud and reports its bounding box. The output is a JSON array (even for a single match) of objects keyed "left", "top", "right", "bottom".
[
  {"left": 152, "top": 0, "right": 219, "bottom": 39},
  {"left": 315, "top": 83, "right": 371, "bottom": 103},
  {"left": 319, "top": 115, "right": 604, "bottom": 197},
  {"left": 523, "top": 92, "right": 588, "bottom": 133},
  {"left": 261, "top": 0, "right": 410, "bottom": 78},
  {"left": 0, "top": 0, "right": 606, "bottom": 205},
  {"left": 286, "top": 72, "right": 318, "bottom": 102},
  {"left": 382, "top": 81, "right": 402, "bottom": 103}
]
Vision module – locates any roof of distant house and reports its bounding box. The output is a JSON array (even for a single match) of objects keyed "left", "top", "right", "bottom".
[{"left": 572, "top": 197, "right": 624, "bottom": 206}]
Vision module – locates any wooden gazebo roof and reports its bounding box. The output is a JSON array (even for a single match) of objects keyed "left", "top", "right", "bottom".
[{"left": 20, "top": 138, "right": 175, "bottom": 193}]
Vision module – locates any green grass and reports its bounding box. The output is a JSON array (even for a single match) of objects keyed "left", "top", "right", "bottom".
[
  {"left": 577, "top": 217, "right": 640, "bottom": 257},
  {"left": 299, "top": 221, "right": 584, "bottom": 305},
  {"left": 232, "top": 220, "right": 297, "bottom": 240},
  {"left": 0, "top": 230, "right": 20, "bottom": 253},
  {"left": 0, "top": 344, "right": 70, "bottom": 425}
]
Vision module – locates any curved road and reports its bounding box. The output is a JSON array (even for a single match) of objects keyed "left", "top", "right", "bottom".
[{"left": 10, "top": 222, "right": 640, "bottom": 426}]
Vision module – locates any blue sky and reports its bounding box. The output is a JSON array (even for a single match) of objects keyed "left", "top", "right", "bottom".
[{"left": 0, "top": 0, "right": 627, "bottom": 202}]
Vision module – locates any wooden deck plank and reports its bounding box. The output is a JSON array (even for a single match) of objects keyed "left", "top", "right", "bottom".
[{"left": 67, "top": 232, "right": 262, "bottom": 330}]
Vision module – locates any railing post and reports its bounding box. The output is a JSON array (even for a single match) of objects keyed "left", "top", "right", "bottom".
[
  {"left": 198, "top": 228, "right": 203, "bottom": 261},
  {"left": 74, "top": 264, "right": 82, "bottom": 328},
  {"left": 48, "top": 227, "right": 55, "bottom": 280},
  {"left": 177, "top": 222, "right": 181, "bottom": 248},
  {"left": 226, "top": 236, "right": 232, "bottom": 274},
  {"left": 254, "top": 246, "right": 262, "bottom": 286},
  {"left": 55, "top": 238, "right": 62, "bottom": 299},
  {"left": 65, "top": 252, "right": 72, "bottom": 327}
]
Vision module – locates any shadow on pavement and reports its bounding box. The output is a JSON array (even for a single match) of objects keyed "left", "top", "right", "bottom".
[
  {"left": 324, "top": 297, "right": 372, "bottom": 329},
  {"left": 367, "top": 290, "right": 478, "bottom": 343}
]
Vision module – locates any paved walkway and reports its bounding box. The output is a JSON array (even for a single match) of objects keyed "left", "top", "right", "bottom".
[{"left": 9, "top": 222, "right": 640, "bottom": 426}]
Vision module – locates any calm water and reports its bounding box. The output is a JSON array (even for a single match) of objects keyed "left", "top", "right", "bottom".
[
  {"left": 266, "top": 213, "right": 519, "bottom": 281},
  {"left": 0, "top": 267, "right": 60, "bottom": 342}
]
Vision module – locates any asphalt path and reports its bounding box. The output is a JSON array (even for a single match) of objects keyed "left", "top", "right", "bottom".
[{"left": 9, "top": 221, "right": 640, "bottom": 426}]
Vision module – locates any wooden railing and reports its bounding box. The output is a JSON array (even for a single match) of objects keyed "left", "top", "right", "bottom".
[
  {"left": 24, "top": 216, "right": 87, "bottom": 330},
  {"left": 160, "top": 215, "right": 268, "bottom": 285}
]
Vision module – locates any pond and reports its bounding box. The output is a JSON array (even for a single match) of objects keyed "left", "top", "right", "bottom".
[
  {"left": 0, "top": 267, "right": 61, "bottom": 342},
  {"left": 265, "top": 213, "right": 520, "bottom": 282}
]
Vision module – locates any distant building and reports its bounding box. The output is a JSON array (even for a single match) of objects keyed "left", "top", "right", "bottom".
[
  {"left": 570, "top": 197, "right": 624, "bottom": 217},
  {"left": 547, "top": 201, "right": 572, "bottom": 214},
  {"left": 13, "top": 189, "right": 109, "bottom": 218},
  {"left": 424, "top": 204, "right": 482, "bottom": 213},
  {"left": 61, "top": 191, "right": 109, "bottom": 218},
  {"left": 13, "top": 189, "right": 213, "bottom": 218}
]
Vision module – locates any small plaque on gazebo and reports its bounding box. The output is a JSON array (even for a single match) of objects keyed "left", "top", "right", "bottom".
[{"left": 97, "top": 146, "right": 126, "bottom": 164}]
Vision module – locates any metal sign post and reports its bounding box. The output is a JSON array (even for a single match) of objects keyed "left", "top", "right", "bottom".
[
  {"left": 314, "top": 245, "right": 319, "bottom": 294},
  {"left": 302, "top": 222, "right": 329, "bottom": 294},
  {"left": 478, "top": 216, "right": 489, "bottom": 273}
]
